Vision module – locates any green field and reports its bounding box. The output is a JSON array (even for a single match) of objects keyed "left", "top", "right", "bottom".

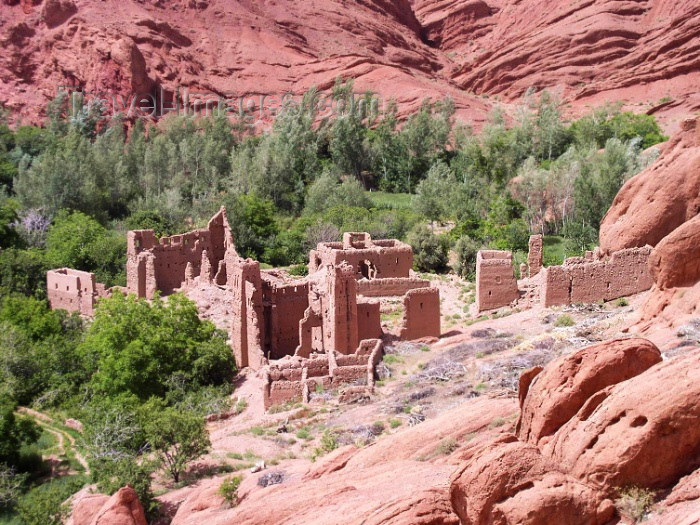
[{"left": 367, "top": 191, "right": 413, "bottom": 210}]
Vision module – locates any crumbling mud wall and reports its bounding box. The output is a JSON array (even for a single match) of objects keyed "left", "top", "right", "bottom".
[
  {"left": 262, "top": 339, "right": 382, "bottom": 409},
  {"left": 127, "top": 208, "right": 233, "bottom": 297},
  {"left": 47, "top": 268, "right": 106, "bottom": 316},
  {"left": 296, "top": 263, "right": 364, "bottom": 357},
  {"left": 541, "top": 247, "right": 653, "bottom": 307},
  {"left": 261, "top": 276, "right": 309, "bottom": 360},
  {"left": 227, "top": 252, "right": 265, "bottom": 370},
  {"left": 476, "top": 251, "right": 519, "bottom": 312},
  {"left": 309, "top": 232, "right": 412, "bottom": 279},
  {"left": 528, "top": 234, "right": 543, "bottom": 277},
  {"left": 399, "top": 287, "right": 441, "bottom": 340},
  {"left": 356, "top": 277, "right": 430, "bottom": 297}
]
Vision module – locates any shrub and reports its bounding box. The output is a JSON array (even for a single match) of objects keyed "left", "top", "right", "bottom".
[
  {"left": 436, "top": 438, "right": 458, "bottom": 455},
  {"left": 616, "top": 486, "right": 655, "bottom": 522},
  {"left": 616, "top": 297, "right": 629, "bottom": 307},
  {"left": 407, "top": 225, "right": 449, "bottom": 273},
  {"left": 218, "top": 476, "right": 242, "bottom": 507},
  {"left": 554, "top": 314, "right": 575, "bottom": 327},
  {"left": 16, "top": 475, "right": 87, "bottom": 525}
]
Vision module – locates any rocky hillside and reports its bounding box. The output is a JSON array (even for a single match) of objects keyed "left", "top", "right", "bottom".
[{"left": 2, "top": 0, "right": 700, "bottom": 130}]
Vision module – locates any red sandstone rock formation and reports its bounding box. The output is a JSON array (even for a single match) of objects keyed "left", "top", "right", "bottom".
[
  {"left": 3, "top": 0, "right": 700, "bottom": 128},
  {"left": 66, "top": 486, "right": 147, "bottom": 525},
  {"left": 451, "top": 339, "right": 700, "bottom": 524},
  {"left": 167, "top": 396, "right": 516, "bottom": 524},
  {"left": 516, "top": 338, "right": 662, "bottom": 446}
]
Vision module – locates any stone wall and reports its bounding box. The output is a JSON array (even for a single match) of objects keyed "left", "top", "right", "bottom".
[
  {"left": 357, "top": 300, "right": 382, "bottom": 340},
  {"left": 309, "top": 232, "right": 412, "bottom": 279},
  {"left": 261, "top": 276, "right": 309, "bottom": 360},
  {"left": 541, "top": 247, "right": 653, "bottom": 307},
  {"left": 476, "top": 250, "right": 519, "bottom": 312},
  {"left": 399, "top": 287, "right": 441, "bottom": 340}
]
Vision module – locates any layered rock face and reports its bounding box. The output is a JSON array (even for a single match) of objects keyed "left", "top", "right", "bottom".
[
  {"left": 451, "top": 338, "right": 700, "bottom": 524},
  {"left": 2, "top": 0, "right": 700, "bottom": 127}
]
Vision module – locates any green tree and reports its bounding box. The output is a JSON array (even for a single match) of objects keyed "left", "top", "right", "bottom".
[
  {"left": 45, "top": 211, "right": 126, "bottom": 287},
  {"left": 226, "top": 193, "right": 280, "bottom": 261},
  {"left": 413, "top": 162, "right": 455, "bottom": 223},
  {"left": 453, "top": 236, "right": 482, "bottom": 280},
  {"left": 141, "top": 401, "right": 210, "bottom": 483},
  {"left": 79, "top": 293, "right": 235, "bottom": 401}
]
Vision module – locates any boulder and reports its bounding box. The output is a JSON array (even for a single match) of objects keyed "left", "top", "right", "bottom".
[
  {"left": 542, "top": 348, "right": 700, "bottom": 490},
  {"left": 87, "top": 487, "right": 148, "bottom": 525},
  {"left": 517, "top": 338, "right": 662, "bottom": 446},
  {"left": 65, "top": 486, "right": 110, "bottom": 525},
  {"left": 600, "top": 117, "right": 700, "bottom": 254},
  {"left": 648, "top": 214, "right": 700, "bottom": 290},
  {"left": 450, "top": 435, "right": 615, "bottom": 525}
]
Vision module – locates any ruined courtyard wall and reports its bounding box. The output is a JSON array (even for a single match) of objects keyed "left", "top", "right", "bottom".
[
  {"left": 263, "top": 339, "right": 382, "bottom": 409},
  {"left": 228, "top": 254, "right": 265, "bottom": 370},
  {"left": 399, "top": 287, "right": 441, "bottom": 340},
  {"left": 309, "top": 240, "right": 413, "bottom": 279},
  {"left": 528, "top": 234, "right": 543, "bottom": 277},
  {"left": 541, "top": 247, "right": 653, "bottom": 307},
  {"left": 476, "top": 251, "right": 520, "bottom": 311},
  {"left": 356, "top": 277, "right": 430, "bottom": 297}
]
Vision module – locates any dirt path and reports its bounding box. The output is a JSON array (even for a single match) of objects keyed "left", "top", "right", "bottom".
[{"left": 17, "top": 407, "right": 91, "bottom": 475}]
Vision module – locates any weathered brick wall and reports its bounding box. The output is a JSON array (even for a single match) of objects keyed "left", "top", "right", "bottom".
[
  {"left": 356, "top": 277, "right": 430, "bottom": 297},
  {"left": 399, "top": 287, "right": 441, "bottom": 340},
  {"left": 541, "top": 247, "right": 653, "bottom": 307},
  {"left": 228, "top": 253, "right": 265, "bottom": 370},
  {"left": 127, "top": 208, "right": 232, "bottom": 297},
  {"left": 357, "top": 300, "right": 382, "bottom": 340},
  {"left": 476, "top": 251, "right": 519, "bottom": 312}
]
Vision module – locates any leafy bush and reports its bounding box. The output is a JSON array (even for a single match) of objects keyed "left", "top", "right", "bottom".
[
  {"left": 141, "top": 401, "right": 210, "bottom": 483},
  {"left": 554, "top": 314, "right": 575, "bottom": 327},
  {"left": 45, "top": 211, "right": 126, "bottom": 287}
]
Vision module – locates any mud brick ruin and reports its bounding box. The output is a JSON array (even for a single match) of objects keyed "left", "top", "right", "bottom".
[
  {"left": 476, "top": 234, "right": 654, "bottom": 312},
  {"left": 46, "top": 209, "right": 441, "bottom": 409},
  {"left": 46, "top": 268, "right": 112, "bottom": 316}
]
